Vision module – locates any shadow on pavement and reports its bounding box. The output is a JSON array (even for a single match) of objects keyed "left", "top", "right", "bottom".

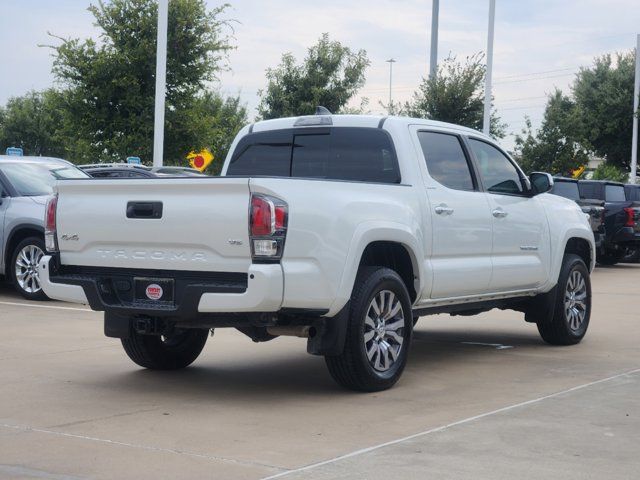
[{"left": 80, "top": 324, "right": 547, "bottom": 400}]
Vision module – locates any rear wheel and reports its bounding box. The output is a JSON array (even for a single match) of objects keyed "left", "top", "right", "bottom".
[
  {"left": 121, "top": 328, "right": 209, "bottom": 370},
  {"left": 597, "top": 251, "right": 624, "bottom": 266},
  {"left": 11, "top": 237, "right": 47, "bottom": 300},
  {"left": 325, "top": 267, "right": 412, "bottom": 392},
  {"left": 535, "top": 254, "right": 591, "bottom": 345}
]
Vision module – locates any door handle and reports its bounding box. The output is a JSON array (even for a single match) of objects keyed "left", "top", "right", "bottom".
[
  {"left": 435, "top": 204, "right": 454, "bottom": 215},
  {"left": 492, "top": 208, "right": 508, "bottom": 218}
]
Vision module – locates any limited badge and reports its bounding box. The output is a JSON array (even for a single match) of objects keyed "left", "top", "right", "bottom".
[{"left": 145, "top": 284, "right": 163, "bottom": 300}]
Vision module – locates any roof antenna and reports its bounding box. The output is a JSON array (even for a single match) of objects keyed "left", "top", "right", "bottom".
[{"left": 315, "top": 106, "right": 332, "bottom": 115}]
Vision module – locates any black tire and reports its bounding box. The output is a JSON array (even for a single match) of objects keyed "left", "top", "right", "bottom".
[
  {"left": 325, "top": 267, "right": 413, "bottom": 392},
  {"left": 10, "top": 236, "right": 48, "bottom": 301},
  {"left": 121, "top": 328, "right": 209, "bottom": 370},
  {"left": 535, "top": 254, "right": 591, "bottom": 345},
  {"left": 621, "top": 247, "right": 640, "bottom": 264},
  {"left": 597, "top": 251, "right": 623, "bottom": 266}
]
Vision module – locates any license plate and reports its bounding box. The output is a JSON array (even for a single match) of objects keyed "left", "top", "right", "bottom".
[{"left": 134, "top": 277, "right": 174, "bottom": 304}]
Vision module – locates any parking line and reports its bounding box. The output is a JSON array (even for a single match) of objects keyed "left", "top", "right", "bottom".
[
  {"left": 0, "top": 423, "right": 284, "bottom": 473},
  {"left": 0, "top": 301, "right": 92, "bottom": 313},
  {"left": 260, "top": 367, "right": 640, "bottom": 480}
]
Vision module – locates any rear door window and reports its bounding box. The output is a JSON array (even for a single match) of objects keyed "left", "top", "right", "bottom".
[{"left": 417, "top": 131, "right": 475, "bottom": 191}]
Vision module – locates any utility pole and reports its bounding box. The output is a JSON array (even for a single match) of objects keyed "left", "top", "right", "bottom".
[
  {"left": 483, "top": 0, "right": 496, "bottom": 136},
  {"left": 631, "top": 34, "right": 640, "bottom": 184},
  {"left": 153, "top": 0, "right": 169, "bottom": 167},
  {"left": 386, "top": 58, "right": 396, "bottom": 114},
  {"left": 429, "top": 0, "right": 439, "bottom": 79}
]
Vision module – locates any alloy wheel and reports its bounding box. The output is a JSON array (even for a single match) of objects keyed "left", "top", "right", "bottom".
[
  {"left": 564, "top": 269, "right": 588, "bottom": 331},
  {"left": 15, "top": 244, "right": 44, "bottom": 294},
  {"left": 363, "top": 290, "right": 405, "bottom": 372}
]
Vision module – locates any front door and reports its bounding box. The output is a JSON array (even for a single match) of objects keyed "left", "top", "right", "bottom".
[
  {"left": 413, "top": 129, "right": 493, "bottom": 299},
  {"left": 466, "top": 137, "right": 550, "bottom": 291}
]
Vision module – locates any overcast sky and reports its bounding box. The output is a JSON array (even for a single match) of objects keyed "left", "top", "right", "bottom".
[{"left": 1, "top": 0, "right": 639, "bottom": 149}]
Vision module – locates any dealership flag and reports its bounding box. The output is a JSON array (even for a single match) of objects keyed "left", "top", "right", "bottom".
[{"left": 187, "top": 149, "right": 214, "bottom": 172}]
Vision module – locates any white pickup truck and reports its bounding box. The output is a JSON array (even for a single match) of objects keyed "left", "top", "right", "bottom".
[{"left": 39, "top": 113, "right": 595, "bottom": 391}]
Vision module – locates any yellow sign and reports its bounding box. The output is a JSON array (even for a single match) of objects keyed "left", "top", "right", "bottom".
[
  {"left": 187, "top": 148, "right": 214, "bottom": 172},
  {"left": 571, "top": 165, "right": 585, "bottom": 179}
]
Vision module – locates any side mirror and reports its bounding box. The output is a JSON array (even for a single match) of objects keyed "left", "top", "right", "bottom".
[{"left": 529, "top": 172, "right": 554, "bottom": 196}]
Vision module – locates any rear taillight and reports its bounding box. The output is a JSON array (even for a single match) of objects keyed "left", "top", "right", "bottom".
[
  {"left": 44, "top": 195, "right": 58, "bottom": 253},
  {"left": 624, "top": 207, "right": 635, "bottom": 227},
  {"left": 249, "top": 194, "right": 288, "bottom": 261}
]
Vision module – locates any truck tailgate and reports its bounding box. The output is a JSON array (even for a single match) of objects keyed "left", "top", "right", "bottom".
[{"left": 54, "top": 178, "right": 252, "bottom": 272}]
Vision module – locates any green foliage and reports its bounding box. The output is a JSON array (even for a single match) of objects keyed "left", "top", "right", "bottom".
[
  {"left": 258, "top": 33, "right": 370, "bottom": 119},
  {"left": 591, "top": 162, "right": 628, "bottom": 182},
  {"left": 403, "top": 54, "right": 506, "bottom": 138},
  {"left": 572, "top": 51, "right": 637, "bottom": 169},
  {"left": 514, "top": 90, "right": 589, "bottom": 175},
  {"left": 46, "top": 0, "right": 237, "bottom": 164},
  {"left": 0, "top": 90, "right": 66, "bottom": 157}
]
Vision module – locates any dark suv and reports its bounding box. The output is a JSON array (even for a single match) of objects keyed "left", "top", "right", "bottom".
[
  {"left": 577, "top": 180, "right": 640, "bottom": 265},
  {"left": 551, "top": 177, "right": 605, "bottom": 252}
]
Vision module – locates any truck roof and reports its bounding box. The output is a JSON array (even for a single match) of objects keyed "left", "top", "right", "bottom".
[
  {"left": 251, "top": 114, "right": 490, "bottom": 139},
  {"left": 0, "top": 155, "right": 72, "bottom": 166}
]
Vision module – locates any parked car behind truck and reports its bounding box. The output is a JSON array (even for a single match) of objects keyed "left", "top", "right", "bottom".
[
  {"left": 39, "top": 114, "right": 595, "bottom": 391},
  {"left": 577, "top": 180, "right": 640, "bottom": 265},
  {"left": 0, "top": 156, "right": 90, "bottom": 299},
  {"left": 551, "top": 177, "right": 605, "bottom": 253}
]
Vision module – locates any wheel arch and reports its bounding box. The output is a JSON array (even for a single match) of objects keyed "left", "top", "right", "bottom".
[{"left": 329, "top": 223, "right": 424, "bottom": 316}]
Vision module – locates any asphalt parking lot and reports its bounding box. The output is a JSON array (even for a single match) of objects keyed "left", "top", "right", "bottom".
[{"left": 1, "top": 265, "right": 638, "bottom": 480}]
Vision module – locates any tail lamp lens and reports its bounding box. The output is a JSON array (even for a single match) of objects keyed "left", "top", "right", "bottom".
[
  {"left": 624, "top": 208, "right": 635, "bottom": 227},
  {"left": 249, "top": 194, "right": 288, "bottom": 260},
  {"left": 44, "top": 195, "right": 58, "bottom": 252},
  {"left": 251, "top": 195, "right": 273, "bottom": 236}
]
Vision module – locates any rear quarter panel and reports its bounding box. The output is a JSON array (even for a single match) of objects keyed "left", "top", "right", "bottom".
[{"left": 249, "top": 178, "right": 426, "bottom": 316}]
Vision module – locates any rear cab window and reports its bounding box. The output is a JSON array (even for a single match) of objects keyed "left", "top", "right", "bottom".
[
  {"left": 605, "top": 184, "right": 626, "bottom": 202},
  {"left": 578, "top": 183, "right": 601, "bottom": 200},
  {"left": 227, "top": 127, "right": 400, "bottom": 184}
]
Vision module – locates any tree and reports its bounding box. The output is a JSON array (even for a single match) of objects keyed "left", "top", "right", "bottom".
[
  {"left": 258, "top": 33, "right": 370, "bottom": 119},
  {"left": 514, "top": 90, "right": 589, "bottom": 175},
  {"left": 404, "top": 54, "right": 506, "bottom": 138},
  {"left": 0, "top": 90, "right": 66, "bottom": 157},
  {"left": 591, "top": 162, "right": 627, "bottom": 182},
  {"left": 49, "top": 0, "right": 234, "bottom": 164},
  {"left": 572, "top": 51, "right": 637, "bottom": 169},
  {"left": 181, "top": 92, "right": 247, "bottom": 174}
]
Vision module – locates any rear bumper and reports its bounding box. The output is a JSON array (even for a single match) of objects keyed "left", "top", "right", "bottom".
[
  {"left": 612, "top": 227, "right": 640, "bottom": 245},
  {"left": 39, "top": 256, "right": 90, "bottom": 305},
  {"left": 39, "top": 255, "right": 284, "bottom": 316}
]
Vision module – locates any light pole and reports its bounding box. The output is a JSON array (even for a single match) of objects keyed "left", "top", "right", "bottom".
[
  {"left": 483, "top": 0, "right": 496, "bottom": 136},
  {"left": 429, "top": 0, "right": 439, "bottom": 79},
  {"left": 153, "top": 0, "right": 169, "bottom": 167},
  {"left": 386, "top": 58, "right": 396, "bottom": 115},
  {"left": 630, "top": 34, "right": 640, "bottom": 184}
]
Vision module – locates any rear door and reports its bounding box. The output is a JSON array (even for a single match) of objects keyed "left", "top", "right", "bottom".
[
  {"left": 412, "top": 128, "right": 493, "bottom": 298},
  {"left": 466, "top": 137, "right": 550, "bottom": 291}
]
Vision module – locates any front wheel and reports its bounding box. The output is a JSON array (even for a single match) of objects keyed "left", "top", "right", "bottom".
[
  {"left": 536, "top": 254, "right": 591, "bottom": 345},
  {"left": 325, "top": 267, "right": 412, "bottom": 392},
  {"left": 11, "top": 237, "right": 47, "bottom": 300},
  {"left": 121, "top": 328, "right": 209, "bottom": 370}
]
